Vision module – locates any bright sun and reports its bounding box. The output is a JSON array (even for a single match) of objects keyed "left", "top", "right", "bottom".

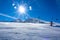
[{"left": 18, "top": 5, "right": 26, "bottom": 14}]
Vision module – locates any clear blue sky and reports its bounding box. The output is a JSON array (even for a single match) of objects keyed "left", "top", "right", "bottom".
[{"left": 0, "top": 0, "right": 60, "bottom": 23}]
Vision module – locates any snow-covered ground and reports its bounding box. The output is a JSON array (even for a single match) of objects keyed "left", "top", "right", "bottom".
[{"left": 0, "top": 22, "right": 60, "bottom": 40}]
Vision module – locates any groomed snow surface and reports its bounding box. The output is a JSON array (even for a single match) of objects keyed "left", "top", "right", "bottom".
[{"left": 0, "top": 22, "right": 60, "bottom": 40}]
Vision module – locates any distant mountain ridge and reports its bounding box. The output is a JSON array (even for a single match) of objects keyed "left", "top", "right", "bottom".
[{"left": 0, "top": 17, "right": 50, "bottom": 23}]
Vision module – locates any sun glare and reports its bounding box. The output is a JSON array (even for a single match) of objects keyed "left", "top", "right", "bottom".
[{"left": 18, "top": 5, "right": 26, "bottom": 14}]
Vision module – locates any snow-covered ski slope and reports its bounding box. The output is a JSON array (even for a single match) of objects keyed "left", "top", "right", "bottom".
[{"left": 0, "top": 22, "right": 60, "bottom": 40}]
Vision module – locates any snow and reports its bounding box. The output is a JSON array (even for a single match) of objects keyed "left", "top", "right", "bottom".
[{"left": 0, "top": 22, "right": 60, "bottom": 40}]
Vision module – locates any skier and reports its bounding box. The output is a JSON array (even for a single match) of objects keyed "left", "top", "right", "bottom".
[{"left": 50, "top": 21, "right": 53, "bottom": 26}]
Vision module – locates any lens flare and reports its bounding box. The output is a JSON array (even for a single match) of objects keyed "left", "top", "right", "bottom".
[{"left": 29, "top": 6, "right": 32, "bottom": 10}]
